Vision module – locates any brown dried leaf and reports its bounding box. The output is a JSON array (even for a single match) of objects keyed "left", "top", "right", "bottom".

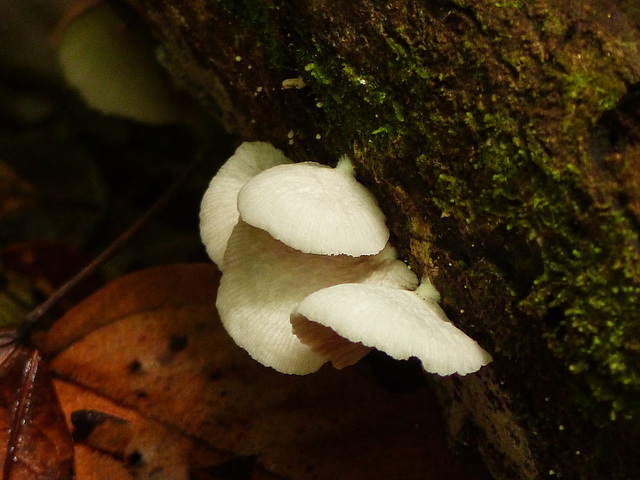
[
  {"left": 41, "top": 263, "right": 217, "bottom": 357},
  {"left": 45, "top": 263, "right": 491, "bottom": 479},
  {"left": 0, "top": 330, "right": 74, "bottom": 480},
  {"left": 54, "top": 379, "right": 232, "bottom": 480}
]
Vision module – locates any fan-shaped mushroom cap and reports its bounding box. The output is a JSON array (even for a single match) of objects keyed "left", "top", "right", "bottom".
[
  {"left": 216, "top": 221, "right": 417, "bottom": 374},
  {"left": 291, "top": 283, "right": 493, "bottom": 376},
  {"left": 199, "top": 142, "right": 292, "bottom": 268},
  {"left": 237, "top": 157, "right": 389, "bottom": 256}
]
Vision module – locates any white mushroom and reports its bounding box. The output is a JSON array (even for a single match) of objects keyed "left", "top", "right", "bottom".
[
  {"left": 290, "top": 282, "right": 493, "bottom": 376},
  {"left": 199, "top": 141, "right": 491, "bottom": 377},
  {"left": 58, "top": 3, "right": 182, "bottom": 124},
  {"left": 216, "top": 220, "right": 417, "bottom": 374},
  {"left": 237, "top": 156, "right": 389, "bottom": 256},
  {"left": 199, "top": 142, "right": 292, "bottom": 268}
]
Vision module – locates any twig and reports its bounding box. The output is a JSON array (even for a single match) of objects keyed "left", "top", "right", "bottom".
[{"left": 8, "top": 145, "right": 208, "bottom": 344}]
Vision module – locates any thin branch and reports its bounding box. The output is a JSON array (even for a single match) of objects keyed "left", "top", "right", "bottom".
[{"left": 8, "top": 144, "right": 209, "bottom": 344}]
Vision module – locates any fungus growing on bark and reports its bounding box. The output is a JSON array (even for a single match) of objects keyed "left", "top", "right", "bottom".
[
  {"left": 199, "top": 141, "right": 491, "bottom": 376},
  {"left": 290, "top": 282, "right": 493, "bottom": 376}
]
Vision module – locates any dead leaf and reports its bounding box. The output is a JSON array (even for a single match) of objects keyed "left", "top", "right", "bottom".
[
  {"left": 70, "top": 410, "right": 135, "bottom": 456},
  {"left": 53, "top": 376, "right": 234, "bottom": 480},
  {"left": 43, "top": 263, "right": 492, "bottom": 479},
  {"left": 41, "top": 263, "right": 219, "bottom": 356},
  {"left": 0, "top": 329, "right": 74, "bottom": 480}
]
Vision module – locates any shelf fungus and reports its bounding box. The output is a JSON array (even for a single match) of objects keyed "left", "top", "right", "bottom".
[
  {"left": 237, "top": 154, "right": 389, "bottom": 256},
  {"left": 199, "top": 142, "right": 492, "bottom": 375},
  {"left": 291, "top": 282, "right": 493, "bottom": 376}
]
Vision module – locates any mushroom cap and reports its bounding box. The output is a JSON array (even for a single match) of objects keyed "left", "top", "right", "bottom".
[
  {"left": 291, "top": 283, "right": 493, "bottom": 376},
  {"left": 58, "top": 3, "right": 181, "bottom": 124},
  {"left": 216, "top": 220, "right": 415, "bottom": 374},
  {"left": 199, "top": 142, "right": 292, "bottom": 268},
  {"left": 237, "top": 157, "right": 389, "bottom": 256}
]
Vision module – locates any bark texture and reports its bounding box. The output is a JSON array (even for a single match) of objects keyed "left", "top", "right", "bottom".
[{"left": 120, "top": 0, "right": 640, "bottom": 478}]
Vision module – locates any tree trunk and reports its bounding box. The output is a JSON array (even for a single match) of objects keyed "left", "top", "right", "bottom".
[{"left": 120, "top": 0, "right": 640, "bottom": 478}]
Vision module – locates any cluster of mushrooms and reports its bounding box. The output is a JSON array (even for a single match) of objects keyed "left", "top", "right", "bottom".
[{"left": 199, "top": 142, "right": 492, "bottom": 375}]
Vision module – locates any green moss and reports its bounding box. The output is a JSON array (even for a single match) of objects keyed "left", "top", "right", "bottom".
[
  {"left": 214, "top": 0, "right": 640, "bottom": 427},
  {"left": 214, "top": 0, "right": 291, "bottom": 70}
]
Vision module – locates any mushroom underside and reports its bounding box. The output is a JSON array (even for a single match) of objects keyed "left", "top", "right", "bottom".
[
  {"left": 216, "top": 221, "right": 416, "bottom": 374},
  {"left": 291, "top": 318, "right": 373, "bottom": 369},
  {"left": 291, "top": 283, "right": 493, "bottom": 376}
]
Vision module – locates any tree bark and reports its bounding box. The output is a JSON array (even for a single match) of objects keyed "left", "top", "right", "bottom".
[{"left": 121, "top": 0, "right": 640, "bottom": 478}]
